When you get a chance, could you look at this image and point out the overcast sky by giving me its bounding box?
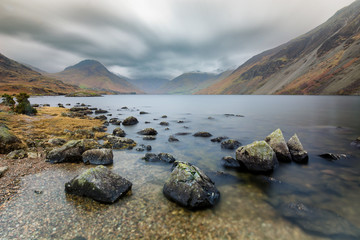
[0,0,355,79]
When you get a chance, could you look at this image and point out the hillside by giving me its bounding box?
[0,53,79,95]
[198,0,360,95]
[131,77,169,94]
[50,60,142,94]
[159,70,232,94]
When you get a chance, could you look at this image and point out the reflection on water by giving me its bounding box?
[0,95,359,239]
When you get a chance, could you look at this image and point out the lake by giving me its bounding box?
[1,95,359,239]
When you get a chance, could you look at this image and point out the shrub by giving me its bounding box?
[1,94,15,110]
[14,93,37,115]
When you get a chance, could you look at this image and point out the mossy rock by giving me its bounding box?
[0,125,23,154]
[265,128,292,162]
[65,165,132,203]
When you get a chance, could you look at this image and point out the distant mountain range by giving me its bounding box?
[157,71,233,94]
[48,60,142,94]
[0,53,79,95]
[198,0,360,95]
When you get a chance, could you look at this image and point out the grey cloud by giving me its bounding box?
[0,0,355,79]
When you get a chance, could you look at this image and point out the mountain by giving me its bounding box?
[0,53,79,95]
[198,0,360,95]
[159,70,233,94]
[50,60,142,94]
[130,77,169,94]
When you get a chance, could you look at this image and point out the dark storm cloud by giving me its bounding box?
[0,0,355,79]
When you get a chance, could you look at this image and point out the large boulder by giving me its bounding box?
[163,161,220,210]
[82,149,113,165]
[221,139,241,149]
[104,135,136,149]
[113,127,126,137]
[235,141,278,173]
[46,140,85,163]
[0,125,23,154]
[137,128,158,135]
[65,166,132,203]
[265,129,292,162]
[287,134,308,164]
[122,116,139,126]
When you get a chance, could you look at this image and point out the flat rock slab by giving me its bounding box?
[65,166,132,203]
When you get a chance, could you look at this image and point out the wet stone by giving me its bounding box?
[211,136,228,142]
[221,156,242,168]
[265,128,292,162]
[137,128,158,135]
[122,116,139,126]
[82,149,113,165]
[193,132,212,137]
[221,139,241,149]
[160,121,169,126]
[168,136,179,142]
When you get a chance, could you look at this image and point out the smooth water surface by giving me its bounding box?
[1,95,359,239]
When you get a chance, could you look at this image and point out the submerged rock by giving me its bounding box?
[211,136,228,142]
[113,127,126,137]
[105,135,137,150]
[65,166,132,203]
[160,121,169,126]
[142,153,176,163]
[143,136,156,141]
[279,202,360,239]
[122,116,139,126]
[137,128,158,135]
[168,135,179,142]
[82,149,113,165]
[287,134,308,164]
[193,132,212,137]
[135,144,152,152]
[236,141,278,173]
[221,156,242,168]
[221,139,241,149]
[163,161,220,210]
[318,153,348,161]
[0,125,23,154]
[265,129,292,162]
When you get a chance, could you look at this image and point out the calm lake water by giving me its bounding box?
[1,95,360,239]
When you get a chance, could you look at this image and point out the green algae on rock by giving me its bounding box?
[163,161,220,210]
[236,140,278,173]
[65,165,132,203]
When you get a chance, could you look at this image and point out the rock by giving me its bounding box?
[113,127,126,137]
[7,149,27,159]
[94,115,107,121]
[208,117,214,120]
[142,153,159,162]
[158,153,176,163]
[163,161,220,210]
[160,115,167,118]
[95,109,108,114]
[265,129,292,162]
[318,153,348,161]
[143,136,156,141]
[70,107,88,112]
[27,152,39,159]
[146,145,152,151]
[122,116,139,126]
[160,121,169,126]
[92,126,107,132]
[82,149,113,165]
[82,139,101,150]
[221,156,242,168]
[65,166,132,203]
[168,136,179,142]
[48,138,67,146]
[235,141,278,173]
[177,120,184,123]
[109,118,121,125]
[350,137,360,149]
[175,132,191,136]
[193,132,212,137]
[165,128,170,131]
[137,128,158,135]
[221,139,241,149]
[142,153,175,163]
[105,135,136,149]
[46,140,85,163]
[135,144,152,152]
[145,121,151,124]
[287,134,308,163]
[278,202,360,239]
[0,125,23,154]
[58,103,65,108]
[224,114,235,117]
[211,136,228,142]
[139,111,149,114]
[0,166,9,178]
[121,106,128,110]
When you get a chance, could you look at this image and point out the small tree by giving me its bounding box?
[1,94,15,110]
[14,93,37,115]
